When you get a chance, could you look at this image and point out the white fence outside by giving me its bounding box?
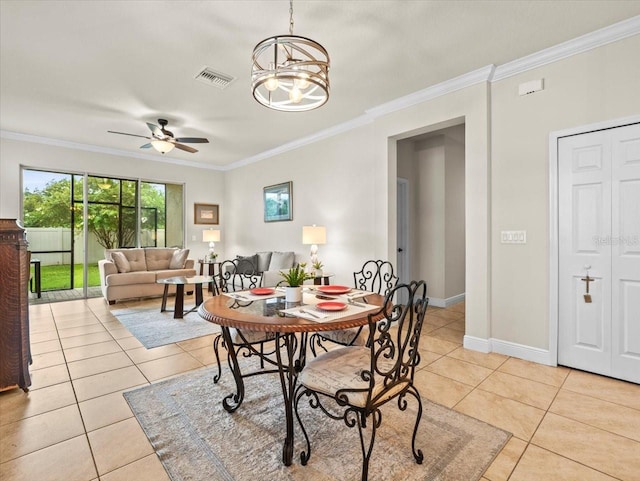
[25,227,165,266]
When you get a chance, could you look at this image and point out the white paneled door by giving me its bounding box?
[558,123,640,384]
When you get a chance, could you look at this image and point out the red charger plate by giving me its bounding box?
[250,288,275,295]
[316,301,347,311]
[316,285,351,295]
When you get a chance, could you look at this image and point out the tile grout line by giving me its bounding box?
[50,306,103,481]
[513,370,625,481]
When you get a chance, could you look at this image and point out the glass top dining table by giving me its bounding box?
[198,291,384,466]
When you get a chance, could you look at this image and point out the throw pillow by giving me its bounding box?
[236,254,258,274]
[269,251,295,270]
[256,251,273,272]
[111,251,131,273]
[169,248,189,269]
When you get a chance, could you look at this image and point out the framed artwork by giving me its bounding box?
[194,203,219,225]
[264,181,293,222]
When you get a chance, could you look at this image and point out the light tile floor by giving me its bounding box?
[1,296,639,481]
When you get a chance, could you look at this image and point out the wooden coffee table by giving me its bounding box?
[157,275,212,319]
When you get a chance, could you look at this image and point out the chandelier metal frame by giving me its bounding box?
[251,1,330,112]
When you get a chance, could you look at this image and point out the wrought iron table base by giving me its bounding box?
[218,326,307,466]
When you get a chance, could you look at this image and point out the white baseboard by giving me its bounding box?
[463,336,555,366]
[463,335,491,353]
[429,293,465,308]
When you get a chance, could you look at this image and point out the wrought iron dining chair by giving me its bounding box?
[212,258,276,386]
[294,280,429,481]
[309,260,399,355]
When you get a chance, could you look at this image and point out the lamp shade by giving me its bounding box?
[202,229,221,243]
[151,139,175,154]
[302,225,326,245]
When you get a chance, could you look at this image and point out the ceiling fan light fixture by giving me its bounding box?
[251,0,330,112]
[151,139,175,154]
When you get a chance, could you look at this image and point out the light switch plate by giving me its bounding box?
[501,230,527,244]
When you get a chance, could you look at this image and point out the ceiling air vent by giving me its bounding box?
[194,67,235,89]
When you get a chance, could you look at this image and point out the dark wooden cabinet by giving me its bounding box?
[0,219,31,391]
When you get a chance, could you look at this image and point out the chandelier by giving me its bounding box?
[251,0,330,112]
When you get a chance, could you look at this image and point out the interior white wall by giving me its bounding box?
[444,131,466,299]
[491,34,640,351]
[416,137,446,299]
[0,139,226,262]
[222,125,377,286]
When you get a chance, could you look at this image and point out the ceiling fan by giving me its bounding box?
[108,118,209,154]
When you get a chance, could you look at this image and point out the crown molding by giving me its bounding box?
[0,130,223,171]
[224,115,374,171]
[227,66,496,170]
[492,15,640,82]
[366,65,496,119]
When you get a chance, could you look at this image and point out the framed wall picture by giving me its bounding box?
[194,203,219,225]
[263,181,293,222]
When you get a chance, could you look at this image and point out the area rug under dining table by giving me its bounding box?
[124,366,510,481]
[111,308,220,349]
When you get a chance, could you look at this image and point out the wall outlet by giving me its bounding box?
[501,230,527,244]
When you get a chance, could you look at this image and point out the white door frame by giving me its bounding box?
[548,114,640,367]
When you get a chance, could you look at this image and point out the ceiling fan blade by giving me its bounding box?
[108,131,151,140]
[175,137,209,144]
[146,122,163,137]
[139,143,152,149]
[173,143,198,153]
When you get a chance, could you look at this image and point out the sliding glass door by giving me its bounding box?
[22,168,183,301]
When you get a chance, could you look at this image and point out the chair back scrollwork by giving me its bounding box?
[294,280,429,480]
[343,280,429,409]
[353,260,399,296]
[217,258,262,293]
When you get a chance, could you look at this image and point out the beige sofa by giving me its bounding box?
[99,247,196,304]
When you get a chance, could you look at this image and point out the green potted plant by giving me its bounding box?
[312,260,324,277]
[278,264,314,302]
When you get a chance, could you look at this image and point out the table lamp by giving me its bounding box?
[302,225,326,267]
[202,229,221,261]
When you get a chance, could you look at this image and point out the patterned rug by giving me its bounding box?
[111,308,219,349]
[125,366,510,481]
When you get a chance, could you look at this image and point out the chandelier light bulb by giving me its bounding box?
[295,75,310,90]
[265,76,279,91]
[289,86,303,103]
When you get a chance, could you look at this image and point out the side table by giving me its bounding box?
[313,273,334,286]
[199,260,220,294]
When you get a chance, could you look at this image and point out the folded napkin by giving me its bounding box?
[280,307,330,321]
[345,290,375,300]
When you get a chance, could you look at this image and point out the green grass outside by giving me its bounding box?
[32,264,100,291]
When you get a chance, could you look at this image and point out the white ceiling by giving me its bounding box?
[2,1,639,169]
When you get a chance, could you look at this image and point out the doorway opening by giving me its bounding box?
[396,124,466,309]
